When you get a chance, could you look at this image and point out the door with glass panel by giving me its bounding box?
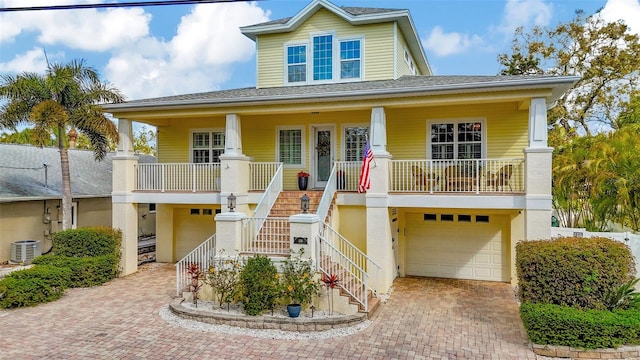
[313,126,334,189]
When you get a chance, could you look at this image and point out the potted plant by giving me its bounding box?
[297,171,310,190]
[280,249,320,317]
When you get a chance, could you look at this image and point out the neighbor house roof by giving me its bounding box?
[0,144,155,202]
[104,75,580,113]
[240,0,431,75]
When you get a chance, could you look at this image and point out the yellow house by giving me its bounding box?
[104,0,577,312]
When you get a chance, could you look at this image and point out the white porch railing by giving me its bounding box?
[136,163,221,192]
[317,222,382,311]
[250,162,282,190]
[175,233,216,296]
[334,161,362,192]
[390,158,525,193]
[252,163,283,234]
[316,163,338,223]
[241,217,290,255]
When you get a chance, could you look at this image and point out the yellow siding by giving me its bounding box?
[336,205,367,253]
[386,102,528,160]
[157,116,226,163]
[395,30,413,77]
[173,205,218,260]
[256,8,396,88]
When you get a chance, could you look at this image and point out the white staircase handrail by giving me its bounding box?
[175,233,216,296]
[252,163,283,233]
[316,163,337,222]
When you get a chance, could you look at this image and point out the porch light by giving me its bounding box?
[300,193,310,214]
[227,193,236,212]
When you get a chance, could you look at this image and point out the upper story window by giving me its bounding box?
[344,126,369,161]
[287,45,307,83]
[285,34,362,85]
[429,121,484,160]
[340,40,361,79]
[277,127,304,166]
[192,130,225,163]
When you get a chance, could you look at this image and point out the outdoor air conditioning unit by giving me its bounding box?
[10,240,42,264]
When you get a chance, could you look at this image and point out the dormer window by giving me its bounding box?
[285,34,363,85]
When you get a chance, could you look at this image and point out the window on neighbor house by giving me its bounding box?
[429,121,483,159]
[278,128,303,165]
[344,126,369,161]
[287,45,307,83]
[192,131,225,163]
[340,40,361,79]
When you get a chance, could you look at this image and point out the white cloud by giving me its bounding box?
[422,26,484,56]
[600,0,640,35]
[498,0,553,35]
[105,2,270,99]
[0,48,48,73]
[0,0,150,51]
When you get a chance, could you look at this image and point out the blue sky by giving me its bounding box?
[1,0,639,101]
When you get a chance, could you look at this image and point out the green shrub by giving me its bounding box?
[238,255,280,316]
[53,227,121,259]
[516,237,635,309]
[33,254,118,287]
[0,265,72,308]
[520,302,640,349]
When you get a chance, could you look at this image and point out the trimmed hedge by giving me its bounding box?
[516,236,635,310]
[239,255,280,316]
[32,254,118,287]
[0,265,72,308]
[520,302,640,349]
[53,226,122,259]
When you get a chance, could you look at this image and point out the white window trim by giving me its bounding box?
[283,32,364,86]
[189,128,225,163]
[283,42,308,86]
[341,123,369,162]
[276,126,306,168]
[426,118,487,159]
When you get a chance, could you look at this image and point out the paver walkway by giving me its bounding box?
[0,263,541,359]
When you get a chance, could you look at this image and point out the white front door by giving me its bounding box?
[312,126,334,189]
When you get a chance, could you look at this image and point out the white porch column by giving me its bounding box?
[214,212,246,257]
[524,97,553,241]
[220,113,251,214]
[112,118,138,276]
[365,106,394,293]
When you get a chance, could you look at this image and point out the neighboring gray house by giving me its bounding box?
[0,143,156,263]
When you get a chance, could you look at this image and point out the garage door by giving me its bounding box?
[405,213,508,281]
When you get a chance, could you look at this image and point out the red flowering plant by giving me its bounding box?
[322,273,340,315]
[297,171,310,178]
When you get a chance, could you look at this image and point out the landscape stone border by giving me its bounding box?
[532,343,640,359]
[169,299,368,332]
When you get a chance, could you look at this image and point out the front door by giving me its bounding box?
[313,126,334,188]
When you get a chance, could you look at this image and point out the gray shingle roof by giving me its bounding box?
[0,144,155,201]
[116,75,571,106]
[246,5,401,28]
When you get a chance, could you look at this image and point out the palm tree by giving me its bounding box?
[0,59,124,229]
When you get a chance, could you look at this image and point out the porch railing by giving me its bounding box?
[175,233,216,296]
[136,163,221,192]
[333,161,362,192]
[390,158,525,193]
[317,222,382,311]
[252,163,283,234]
[249,162,282,191]
[241,217,290,255]
[316,163,338,223]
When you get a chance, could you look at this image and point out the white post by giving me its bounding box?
[220,113,251,214]
[289,214,320,262]
[214,212,246,257]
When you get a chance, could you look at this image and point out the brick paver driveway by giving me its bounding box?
[0,263,539,359]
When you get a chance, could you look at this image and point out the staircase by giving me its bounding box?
[268,190,323,217]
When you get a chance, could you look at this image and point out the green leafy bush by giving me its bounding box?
[53,227,121,259]
[238,255,280,316]
[0,265,72,308]
[516,236,635,309]
[206,256,243,308]
[33,254,118,287]
[520,302,640,349]
[280,249,320,307]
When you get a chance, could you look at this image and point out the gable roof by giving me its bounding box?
[0,144,155,202]
[240,0,431,75]
[104,75,579,113]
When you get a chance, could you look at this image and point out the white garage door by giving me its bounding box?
[405,213,508,281]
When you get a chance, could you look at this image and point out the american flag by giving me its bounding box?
[358,141,373,193]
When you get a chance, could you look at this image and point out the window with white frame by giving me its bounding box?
[429,121,483,159]
[285,34,362,85]
[192,130,225,163]
[278,128,303,165]
[344,126,369,161]
[286,45,307,83]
